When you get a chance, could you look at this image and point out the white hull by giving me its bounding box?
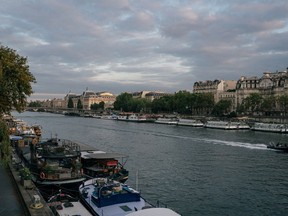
[251,123,288,133]
[205,121,250,130]
[177,119,203,127]
[155,118,178,125]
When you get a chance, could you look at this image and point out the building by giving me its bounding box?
[235,69,288,110]
[131,91,173,101]
[193,79,237,110]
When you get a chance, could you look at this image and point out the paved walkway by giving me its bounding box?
[0,165,24,216]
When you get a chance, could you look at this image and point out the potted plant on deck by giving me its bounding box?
[20,167,33,189]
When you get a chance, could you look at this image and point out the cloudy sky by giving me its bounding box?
[1,0,288,100]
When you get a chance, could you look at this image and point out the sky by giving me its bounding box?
[1,0,288,101]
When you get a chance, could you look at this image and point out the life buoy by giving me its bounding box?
[32,138,38,145]
[40,172,45,179]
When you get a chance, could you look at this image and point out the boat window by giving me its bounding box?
[120,205,132,212]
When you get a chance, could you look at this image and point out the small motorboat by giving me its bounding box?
[267,142,288,152]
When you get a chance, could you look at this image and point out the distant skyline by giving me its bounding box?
[1,0,288,100]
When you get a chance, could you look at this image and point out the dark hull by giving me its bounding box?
[267,146,288,152]
[34,177,85,200]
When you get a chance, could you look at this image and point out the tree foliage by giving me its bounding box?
[212,100,232,116]
[0,119,11,166]
[67,97,74,108]
[278,95,288,115]
[0,45,36,114]
[90,101,105,111]
[28,100,42,107]
[77,99,83,110]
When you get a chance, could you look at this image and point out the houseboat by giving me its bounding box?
[18,138,86,198]
[81,150,129,183]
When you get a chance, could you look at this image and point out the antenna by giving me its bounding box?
[136,170,139,191]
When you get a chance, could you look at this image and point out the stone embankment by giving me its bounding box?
[8,154,54,216]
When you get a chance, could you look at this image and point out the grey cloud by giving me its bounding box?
[1,0,288,100]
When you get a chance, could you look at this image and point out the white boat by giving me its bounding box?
[117,114,148,122]
[47,191,92,216]
[251,122,288,133]
[79,178,152,216]
[177,118,203,127]
[155,118,178,125]
[126,207,180,216]
[204,121,250,130]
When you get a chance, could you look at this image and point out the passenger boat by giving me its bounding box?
[79,177,152,216]
[154,117,178,125]
[81,150,129,183]
[117,114,148,122]
[266,142,288,152]
[204,121,250,130]
[47,191,92,216]
[177,118,203,127]
[251,122,288,133]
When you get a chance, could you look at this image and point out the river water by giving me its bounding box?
[12,111,288,216]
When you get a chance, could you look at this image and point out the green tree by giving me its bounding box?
[28,100,42,107]
[99,101,105,110]
[278,95,288,116]
[212,100,232,116]
[261,96,276,115]
[113,93,133,112]
[242,93,263,113]
[77,99,83,110]
[0,119,11,166]
[0,45,36,114]
[90,103,99,110]
[67,97,74,108]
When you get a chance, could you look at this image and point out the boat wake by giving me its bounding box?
[201,138,268,150]
[152,133,268,150]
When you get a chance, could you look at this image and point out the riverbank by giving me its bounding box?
[7,154,54,216]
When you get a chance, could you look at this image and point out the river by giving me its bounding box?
[12,111,288,216]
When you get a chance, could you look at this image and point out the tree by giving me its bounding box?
[90,103,99,110]
[0,45,36,114]
[241,93,263,114]
[113,93,133,112]
[212,100,232,116]
[67,97,74,108]
[278,95,288,116]
[77,99,83,110]
[0,119,11,166]
[99,101,105,110]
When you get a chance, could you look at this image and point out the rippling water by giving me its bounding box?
[13,112,288,216]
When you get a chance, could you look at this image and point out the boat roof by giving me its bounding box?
[126,208,180,216]
[82,152,127,159]
[9,135,23,140]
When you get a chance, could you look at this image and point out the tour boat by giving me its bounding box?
[155,117,178,125]
[251,122,288,133]
[117,114,148,122]
[79,178,152,216]
[81,150,129,183]
[204,121,250,130]
[177,118,204,127]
